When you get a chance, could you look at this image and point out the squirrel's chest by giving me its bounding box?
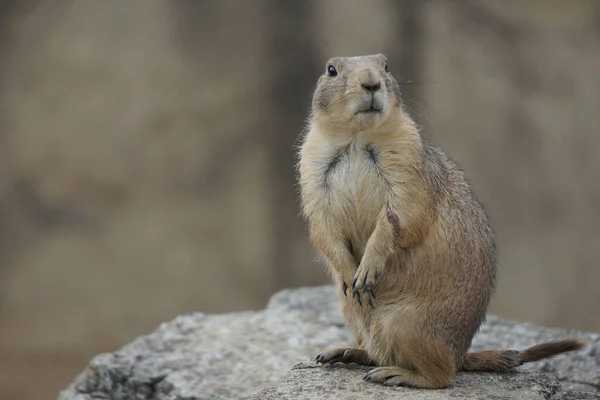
[303,142,389,224]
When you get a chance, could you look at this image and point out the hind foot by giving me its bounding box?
[314,347,375,366]
[363,366,451,389]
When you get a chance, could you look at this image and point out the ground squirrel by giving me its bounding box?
[297,53,586,389]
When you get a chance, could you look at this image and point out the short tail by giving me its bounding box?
[461,338,586,373]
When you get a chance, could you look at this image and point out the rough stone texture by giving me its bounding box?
[254,363,575,400]
[58,286,600,400]
[471,315,600,393]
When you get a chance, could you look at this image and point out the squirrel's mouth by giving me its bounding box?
[356,105,383,116]
[355,95,384,115]
[361,107,381,113]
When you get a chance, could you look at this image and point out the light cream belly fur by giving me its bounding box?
[314,137,389,346]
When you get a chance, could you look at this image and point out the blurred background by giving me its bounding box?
[0,0,599,399]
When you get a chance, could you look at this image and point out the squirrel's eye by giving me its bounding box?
[327,65,337,77]
[385,63,389,73]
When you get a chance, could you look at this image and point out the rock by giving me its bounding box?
[253,363,569,400]
[58,285,600,400]
[470,315,600,393]
[57,286,351,400]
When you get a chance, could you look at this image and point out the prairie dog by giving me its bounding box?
[297,54,585,389]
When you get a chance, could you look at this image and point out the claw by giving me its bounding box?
[352,290,362,306]
[362,283,376,308]
[352,277,358,292]
[315,353,325,363]
[342,281,348,296]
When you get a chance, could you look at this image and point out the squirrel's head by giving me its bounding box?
[310,53,402,133]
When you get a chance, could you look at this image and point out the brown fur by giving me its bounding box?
[297,54,586,389]
[462,339,586,372]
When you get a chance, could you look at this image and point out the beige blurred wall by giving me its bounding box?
[0,1,599,399]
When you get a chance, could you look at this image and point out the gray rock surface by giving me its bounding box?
[253,363,584,400]
[58,285,600,400]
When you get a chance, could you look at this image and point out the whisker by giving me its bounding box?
[405,96,433,114]
[403,102,428,122]
[398,80,446,86]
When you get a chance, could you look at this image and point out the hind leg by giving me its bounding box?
[364,323,457,388]
[364,364,452,389]
[315,347,375,366]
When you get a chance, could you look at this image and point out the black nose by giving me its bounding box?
[362,82,381,92]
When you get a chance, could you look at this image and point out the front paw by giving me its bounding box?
[340,271,357,297]
[352,262,382,308]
